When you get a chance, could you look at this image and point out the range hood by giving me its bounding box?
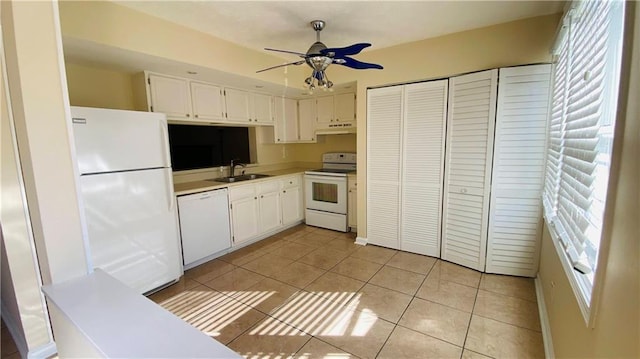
[315,123,356,135]
[316,128,357,135]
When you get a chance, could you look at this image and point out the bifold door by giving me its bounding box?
[486,64,552,277]
[367,86,403,249]
[400,81,448,256]
[367,80,447,256]
[442,69,498,271]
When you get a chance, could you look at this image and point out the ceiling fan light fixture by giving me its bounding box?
[257,19,383,89]
[305,70,333,94]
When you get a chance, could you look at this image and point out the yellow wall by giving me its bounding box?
[59,3,561,234]
[290,134,357,163]
[58,1,307,87]
[338,14,561,238]
[538,3,639,357]
[65,62,135,110]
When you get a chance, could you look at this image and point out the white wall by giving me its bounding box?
[1,25,55,358]
[1,0,90,356]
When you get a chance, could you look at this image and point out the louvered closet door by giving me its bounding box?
[401,81,448,256]
[486,64,552,277]
[367,86,403,249]
[442,69,498,271]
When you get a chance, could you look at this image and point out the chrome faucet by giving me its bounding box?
[230,159,246,177]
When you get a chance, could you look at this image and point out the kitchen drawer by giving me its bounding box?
[229,183,256,201]
[280,176,300,189]
[257,179,279,194]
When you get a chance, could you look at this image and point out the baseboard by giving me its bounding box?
[535,276,555,359]
[27,342,57,359]
[355,236,368,246]
[1,302,57,359]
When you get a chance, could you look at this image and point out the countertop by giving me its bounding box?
[174,167,311,196]
[42,270,240,358]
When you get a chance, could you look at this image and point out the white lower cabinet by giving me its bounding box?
[229,175,304,247]
[348,174,357,231]
[257,181,282,233]
[281,175,303,226]
[229,186,260,246]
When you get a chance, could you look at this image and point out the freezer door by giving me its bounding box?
[71,106,171,174]
[80,167,182,294]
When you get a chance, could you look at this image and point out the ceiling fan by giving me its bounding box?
[257,20,383,91]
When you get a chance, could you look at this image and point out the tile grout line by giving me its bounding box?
[460,273,482,358]
[178,227,541,358]
[373,255,438,358]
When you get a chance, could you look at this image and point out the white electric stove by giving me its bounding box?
[304,153,356,232]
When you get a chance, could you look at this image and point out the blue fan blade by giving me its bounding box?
[337,56,383,70]
[320,43,371,57]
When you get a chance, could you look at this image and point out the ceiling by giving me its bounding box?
[116,1,564,56]
[64,1,564,98]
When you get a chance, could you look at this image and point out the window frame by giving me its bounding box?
[543,0,626,326]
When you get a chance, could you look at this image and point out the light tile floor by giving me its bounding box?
[151,224,544,359]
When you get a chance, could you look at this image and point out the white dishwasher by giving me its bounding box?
[177,188,231,270]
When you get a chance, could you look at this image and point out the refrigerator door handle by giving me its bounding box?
[160,119,171,167]
[166,169,175,212]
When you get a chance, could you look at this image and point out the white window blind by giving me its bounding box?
[543,0,624,308]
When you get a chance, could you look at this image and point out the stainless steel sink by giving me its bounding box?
[208,174,271,183]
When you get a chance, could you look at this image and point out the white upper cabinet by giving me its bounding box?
[274,97,298,143]
[316,96,334,127]
[442,69,498,272]
[148,74,192,119]
[144,72,276,125]
[298,98,316,141]
[252,93,273,124]
[315,93,356,131]
[486,64,552,277]
[224,88,252,123]
[334,93,356,124]
[190,81,225,121]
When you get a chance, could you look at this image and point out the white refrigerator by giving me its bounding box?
[71,106,182,294]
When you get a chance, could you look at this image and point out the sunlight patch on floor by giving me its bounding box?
[160,289,275,338]
[248,291,373,337]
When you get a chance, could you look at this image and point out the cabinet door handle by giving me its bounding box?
[195,114,199,118]
[260,195,264,198]
[283,190,287,193]
[254,197,257,200]
[186,114,190,117]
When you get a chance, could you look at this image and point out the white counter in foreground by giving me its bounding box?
[42,269,240,358]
